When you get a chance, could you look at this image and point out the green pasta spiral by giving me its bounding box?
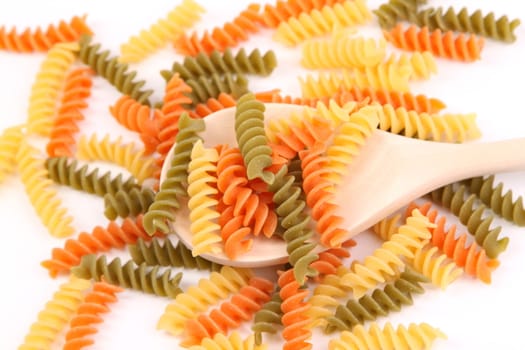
[465,175,525,226]
[252,288,283,346]
[415,7,520,43]
[78,35,153,105]
[143,113,205,235]
[71,254,183,298]
[325,268,429,333]
[45,156,139,197]
[234,92,274,185]
[184,73,249,105]
[104,187,155,220]
[373,0,426,29]
[269,165,318,283]
[430,184,509,259]
[129,237,222,271]
[162,48,277,81]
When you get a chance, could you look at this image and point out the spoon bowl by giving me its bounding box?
[160,103,525,268]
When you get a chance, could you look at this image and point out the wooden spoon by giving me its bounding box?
[160,104,525,267]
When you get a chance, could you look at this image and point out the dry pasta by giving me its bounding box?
[104,187,156,220]
[0,124,24,184]
[372,0,425,29]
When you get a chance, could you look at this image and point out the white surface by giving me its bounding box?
[0,0,524,349]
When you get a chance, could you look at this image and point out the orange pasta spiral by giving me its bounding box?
[407,202,499,284]
[41,215,161,277]
[46,67,93,157]
[182,276,274,346]
[0,15,92,52]
[255,89,358,108]
[194,93,237,118]
[261,0,346,28]
[173,3,265,56]
[63,281,123,350]
[310,246,351,278]
[384,23,485,62]
[109,95,162,155]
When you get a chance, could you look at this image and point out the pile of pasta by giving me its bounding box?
[1,0,523,349]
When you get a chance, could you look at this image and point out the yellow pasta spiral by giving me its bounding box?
[27,42,78,136]
[274,0,372,46]
[119,0,205,63]
[0,124,24,183]
[340,209,432,298]
[376,104,481,142]
[328,322,447,350]
[385,51,437,80]
[314,100,361,127]
[372,213,402,241]
[187,140,222,256]
[408,244,463,289]
[76,133,157,183]
[157,266,252,335]
[187,332,263,350]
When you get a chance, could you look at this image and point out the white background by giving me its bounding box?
[1,0,525,349]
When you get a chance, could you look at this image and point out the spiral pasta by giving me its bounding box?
[408,244,463,289]
[301,34,387,69]
[26,42,78,136]
[465,175,525,227]
[144,113,205,235]
[252,289,283,345]
[0,124,23,183]
[18,276,91,350]
[104,187,156,220]
[414,6,520,43]
[255,89,355,109]
[328,322,447,349]
[373,213,402,241]
[119,0,205,63]
[384,24,485,62]
[340,210,432,298]
[41,215,158,277]
[129,237,222,271]
[76,133,158,183]
[261,0,347,28]
[385,51,437,80]
[78,35,153,105]
[71,254,183,298]
[173,3,265,56]
[274,0,372,46]
[430,184,509,259]
[183,276,274,346]
[188,332,263,350]
[195,93,237,118]
[325,268,429,333]
[157,266,253,335]
[164,48,277,82]
[0,15,92,52]
[63,281,123,350]
[16,139,75,238]
[185,73,249,106]
[372,0,425,29]
[376,104,481,143]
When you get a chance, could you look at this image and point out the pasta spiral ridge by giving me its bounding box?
[252,288,283,345]
[185,73,249,106]
[302,35,387,69]
[385,51,437,80]
[0,125,24,183]
[195,93,237,118]
[144,113,205,235]
[183,276,274,346]
[103,187,156,220]
[274,0,372,46]
[76,133,158,183]
[187,332,261,350]
[18,276,91,350]
[164,48,277,82]
[269,165,319,283]
[384,24,485,62]
[157,266,253,335]
[0,15,92,52]
[119,0,205,63]
[340,210,432,298]
[173,3,265,56]
[27,42,78,136]
[261,0,347,28]
[41,215,158,277]
[325,268,429,333]
[255,89,356,109]
[329,322,447,349]
[465,175,525,227]
[78,35,153,105]
[372,0,425,29]
[63,281,123,350]
[109,95,162,155]
[71,254,184,298]
[373,213,402,241]
[430,184,509,259]
[409,244,463,289]
[16,140,75,238]
[407,202,499,284]
[377,104,481,142]
[188,140,222,256]
[45,156,139,197]
[129,237,222,271]
[414,7,520,43]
